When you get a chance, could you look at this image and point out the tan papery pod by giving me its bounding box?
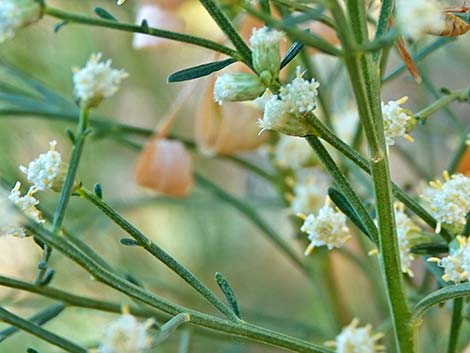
[195,76,267,156]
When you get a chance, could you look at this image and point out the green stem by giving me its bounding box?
[447,298,463,353]
[78,187,240,323]
[197,0,252,65]
[414,89,468,122]
[0,306,86,353]
[34,107,90,285]
[372,0,394,63]
[43,6,238,59]
[331,1,414,351]
[26,223,333,353]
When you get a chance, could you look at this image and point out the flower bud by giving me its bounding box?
[249,26,284,79]
[0,0,42,43]
[258,95,316,137]
[213,73,266,105]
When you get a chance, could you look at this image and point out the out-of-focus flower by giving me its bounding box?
[396,0,445,39]
[382,96,415,146]
[196,77,267,156]
[73,53,128,108]
[19,140,72,192]
[289,170,327,215]
[135,137,193,197]
[279,67,319,115]
[98,311,154,353]
[428,235,470,283]
[0,0,42,43]
[0,187,25,238]
[300,198,351,254]
[274,135,313,170]
[213,72,265,104]
[249,26,284,79]
[153,0,186,10]
[326,318,385,353]
[9,182,44,226]
[421,172,470,233]
[394,202,421,276]
[133,4,185,49]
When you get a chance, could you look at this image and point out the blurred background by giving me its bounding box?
[0,0,469,352]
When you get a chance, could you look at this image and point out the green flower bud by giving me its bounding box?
[213,73,266,104]
[0,0,42,43]
[249,26,285,79]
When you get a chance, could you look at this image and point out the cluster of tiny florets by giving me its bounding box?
[327,318,385,353]
[382,96,414,146]
[396,0,445,39]
[394,203,421,276]
[274,135,313,170]
[421,172,470,233]
[249,26,284,50]
[73,52,129,107]
[429,236,470,283]
[279,67,320,115]
[289,172,327,216]
[0,0,41,43]
[98,312,154,353]
[300,198,351,254]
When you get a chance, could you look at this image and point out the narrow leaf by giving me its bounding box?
[53,21,68,33]
[413,283,470,321]
[153,313,191,346]
[140,19,149,33]
[168,58,236,83]
[94,183,103,199]
[94,7,118,22]
[215,272,241,318]
[280,40,305,69]
[328,187,373,241]
[410,242,449,255]
[120,238,139,246]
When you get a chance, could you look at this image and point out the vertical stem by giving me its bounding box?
[34,108,89,285]
[329,1,414,352]
[447,297,463,353]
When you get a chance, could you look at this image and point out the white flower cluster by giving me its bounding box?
[249,26,284,52]
[429,236,470,283]
[213,72,265,105]
[249,26,284,78]
[394,203,421,276]
[289,171,327,216]
[421,172,470,233]
[274,136,313,170]
[300,198,351,254]
[279,67,320,115]
[98,312,154,353]
[0,0,41,43]
[382,96,414,146]
[396,0,445,40]
[73,53,129,108]
[327,318,385,353]
[0,187,27,238]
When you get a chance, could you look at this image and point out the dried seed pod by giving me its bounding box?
[195,77,267,156]
[135,137,193,197]
[133,4,185,49]
[428,13,470,37]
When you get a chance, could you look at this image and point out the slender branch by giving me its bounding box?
[0,306,86,353]
[414,89,468,121]
[78,187,240,323]
[43,6,238,59]
[447,297,463,353]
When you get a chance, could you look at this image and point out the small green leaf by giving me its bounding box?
[38,268,54,287]
[27,349,39,353]
[328,187,373,242]
[120,238,139,246]
[280,40,304,69]
[53,21,68,33]
[154,313,191,346]
[410,242,448,255]
[94,183,103,199]
[94,7,118,22]
[168,58,237,83]
[215,272,241,318]
[66,129,75,144]
[140,19,149,33]
[413,283,470,322]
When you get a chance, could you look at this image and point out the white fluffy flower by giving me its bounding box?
[98,313,154,353]
[213,73,265,105]
[249,26,284,77]
[396,0,445,40]
[274,136,312,170]
[0,187,25,238]
[279,67,319,115]
[421,172,470,233]
[73,53,129,107]
[19,140,62,191]
[8,182,44,225]
[300,199,351,253]
[0,0,41,43]
[328,318,385,353]
[290,171,327,215]
[382,96,414,146]
[394,203,420,276]
[429,236,470,283]
[249,26,284,51]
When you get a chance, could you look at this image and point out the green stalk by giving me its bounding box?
[372,0,394,63]
[330,1,414,351]
[27,223,333,353]
[414,89,468,121]
[34,107,90,284]
[78,187,240,323]
[0,306,86,353]
[447,297,463,353]
[43,6,238,59]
